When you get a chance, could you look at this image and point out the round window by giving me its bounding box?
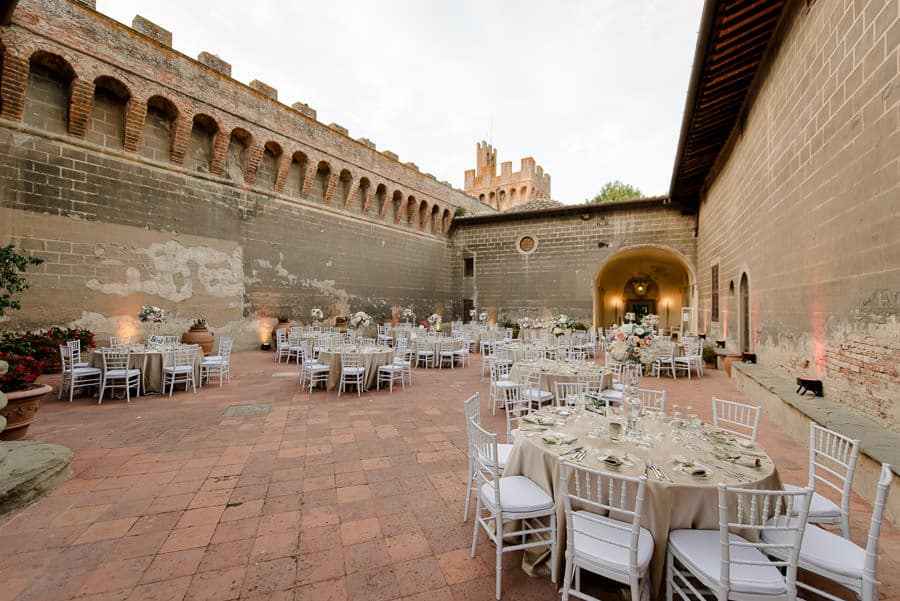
[517,235,537,254]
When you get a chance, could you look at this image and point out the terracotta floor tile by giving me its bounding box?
[400,587,453,601]
[159,523,217,553]
[379,513,420,538]
[258,510,302,535]
[293,576,348,601]
[140,548,204,583]
[298,524,341,554]
[50,504,111,528]
[345,567,400,601]
[175,505,225,529]
[300,505,339,529]
[198,538,252,573]
[126,575,191,601]
[393,557,447,596]
[219,499,263,522]
[344,539,393,574]
[241,556,297,597]
[385,531,432,563]
[111,531,169,559]
[250,531,299,561]
[340,517,383,545]
[128,512,182,536]
[296,547,345,585]
[79,556,153,596]
[210,516,259,543]
[184,565,245,601]
[436,549,491,585]
[74,517,139,544]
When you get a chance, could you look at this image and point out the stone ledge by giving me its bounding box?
[732,362,899,470]
[731,362,899,524]
[0,441,73,516]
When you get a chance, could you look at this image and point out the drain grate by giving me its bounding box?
[223,403,271,417]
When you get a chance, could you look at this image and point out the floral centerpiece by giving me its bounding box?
[640,313,660,329]
[349,311,372,329]
[518,317,533,329]
[551,313,575,337]
[138,305,166,323]
[190,316,207,329]
[310,307,324,322]
[402,307,415,323]
[479,311,487,322]
[427,313,441,330]
[624,311,636,323]
[605,323,658,365]
[469,308,477,320]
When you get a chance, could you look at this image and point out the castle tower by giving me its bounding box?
[464,141,551,210]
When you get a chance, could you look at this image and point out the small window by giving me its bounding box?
[517,235,537,254]
[711,264,720,322]
[464,257,475,277]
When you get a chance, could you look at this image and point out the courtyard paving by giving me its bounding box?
[1,351,897,601]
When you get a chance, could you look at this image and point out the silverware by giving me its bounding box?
[560,446,584,457]
[650,459,673,482]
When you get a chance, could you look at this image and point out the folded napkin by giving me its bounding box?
[673,456,708,478]
[715,451,762,469]
[522,414,556,425]
[542,432,577,445]
[598,453,627,468]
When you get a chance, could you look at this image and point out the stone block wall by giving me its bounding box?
[451,200,697,326]
[697,0,900,430]
[0,0,483,347]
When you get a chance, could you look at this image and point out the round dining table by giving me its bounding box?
[90,345,202,394]
[316,346,394,390]
[509,359,612,392]
[503,408,781,595]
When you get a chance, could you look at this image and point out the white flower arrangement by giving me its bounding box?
[640,313,660,328]
[605,323,658,365]
[518,317,532,328]
[402,307,415,320]
[478,312,487,321]
[138,305,166,323]
[427,313,442,326]
[469,308,477,318]
[550,313,575,336]
[349,311,372,328]
[624,312,636,323]
[310,307,324,320]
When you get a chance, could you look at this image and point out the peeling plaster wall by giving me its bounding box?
[696,0,900,430]
[0,130,452,349]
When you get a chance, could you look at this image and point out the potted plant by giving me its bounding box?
[0,352,50,440]
[270,313,292,346]
[182,316,214,355]
[702,344,717,368]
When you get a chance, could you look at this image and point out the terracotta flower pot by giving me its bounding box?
[271,321,291,347]
[182,327,215,355]
[1,384,52,441]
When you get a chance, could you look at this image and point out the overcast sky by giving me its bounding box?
[97,1,704,203]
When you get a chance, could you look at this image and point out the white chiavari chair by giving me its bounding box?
[653,341,677,379]
[559,459,653,601]
[636,388,666,413]
[521,370,554,410]
[782,422,861,537]
[554,381,588,408]
[438,339,457,369]
[712,397,761,442]
[200,338,232,387]
[98,347,141,403]
[299,346,329,394]
[162,346,198,396]
[470,419,556,599]
[339,351,365,397]
[59,344,102,402]
[666,484,813,601]
[462,392,514,522]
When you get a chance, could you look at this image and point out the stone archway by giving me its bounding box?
[593,245,697,333]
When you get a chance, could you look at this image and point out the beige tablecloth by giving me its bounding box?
[317,347,393,390]
[503,410,780,595]
[509,360,611,392]
[91,347,202,394]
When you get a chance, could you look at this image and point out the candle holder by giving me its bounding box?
[715,340,726,349]
[260,342,271,351]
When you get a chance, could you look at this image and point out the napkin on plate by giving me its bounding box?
[714,450,762,469]
[523,414,556,425]
[598,453,627,468]
[542,432,577,445]
[673,456,708,478]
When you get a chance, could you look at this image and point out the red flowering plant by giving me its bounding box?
[0,351,45,391]
[0,327,95,365]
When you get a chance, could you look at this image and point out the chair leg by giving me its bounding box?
[665,548,674,601]
[494,515,503,600]
[470,498,481,557]
[550,512,557,584]
[463,461,473,522]
[561,551,574,601]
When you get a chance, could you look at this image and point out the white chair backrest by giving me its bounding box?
[636,388,666,412]
[109,335,134,347]
[101,347,130,370]
[712,397,761,442]
[503,385,528,441]
[657,341,675,359]
[719,483,812,597]
[341,352,362,368]
[490,360,511,383]
[59,344,73,372]
[862,464,893,588]
[288,331,301,345]
[577,370,605,395]
[554,381,588,407]
[172,347,196,367]
[469,419,501,506]
[276,329,288,345]
[807,422,861,518]
[218,338,233,362]
[464,392,481,427]
[559,459,648,574]
[523,349,542,362]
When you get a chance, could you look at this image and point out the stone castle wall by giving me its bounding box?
[697,0,900,430]
[451,200,698,326]
[0,0,491,347]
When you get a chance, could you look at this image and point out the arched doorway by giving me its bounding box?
[593,245,697,334]
[739,272,750,352]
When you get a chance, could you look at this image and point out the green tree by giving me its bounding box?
[589,180,643,203]
[0,244,43,317]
